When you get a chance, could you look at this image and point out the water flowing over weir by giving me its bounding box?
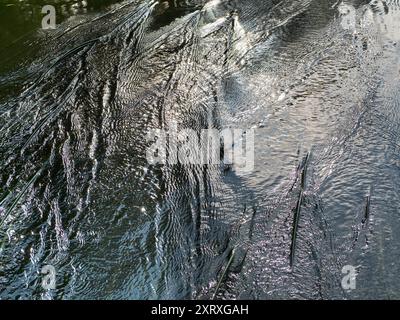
[1,0,400,299]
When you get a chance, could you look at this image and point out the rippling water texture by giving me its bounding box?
[1,0,400,299]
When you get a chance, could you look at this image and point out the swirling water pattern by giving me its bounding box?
[1,0,400,299]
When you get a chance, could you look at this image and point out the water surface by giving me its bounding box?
[1,0,400,299]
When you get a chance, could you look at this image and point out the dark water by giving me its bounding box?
[1,0,400,299]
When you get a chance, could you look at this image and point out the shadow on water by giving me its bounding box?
[0,0,124,43]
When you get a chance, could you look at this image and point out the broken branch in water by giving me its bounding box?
[212,247,236,300]
[290,151,310,268]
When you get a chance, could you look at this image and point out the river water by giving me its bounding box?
[1,0,400,299]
